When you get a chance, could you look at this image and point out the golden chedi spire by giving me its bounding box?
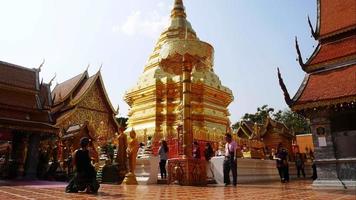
[171,0,186,19]
[124,0,234,154]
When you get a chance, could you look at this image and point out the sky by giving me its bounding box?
[0,0,317,123]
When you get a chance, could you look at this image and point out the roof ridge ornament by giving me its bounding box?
[49,73,57,86]
[37,59,45,72]
[86,63,90,72]
[99,63,103,72]
[295,36,306,71]
[307,15,318,40]
[277,67,293,107]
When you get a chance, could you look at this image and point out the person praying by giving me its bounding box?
[65,137,99,194]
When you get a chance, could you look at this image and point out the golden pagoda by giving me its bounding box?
[125,0,233,157]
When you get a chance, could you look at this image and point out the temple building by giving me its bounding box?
[125,0,233,157]
[51,70,119,162]
[0,61,58,179]
[236,118,295,157]
[278,0,356,187]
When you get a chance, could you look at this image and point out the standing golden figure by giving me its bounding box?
[116,131,128,182]
[123,129,139,185]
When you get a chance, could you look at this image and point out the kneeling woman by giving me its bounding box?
[66,137,100,194]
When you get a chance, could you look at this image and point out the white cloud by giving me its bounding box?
[113,4,170,38]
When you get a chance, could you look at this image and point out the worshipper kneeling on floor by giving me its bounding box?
[65,137,99,194]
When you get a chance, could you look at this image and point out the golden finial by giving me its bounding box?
[171,0,186,18]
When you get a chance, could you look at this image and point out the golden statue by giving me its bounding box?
[123,129,139,185]
[116,131,128,170]
[127,129,139,173]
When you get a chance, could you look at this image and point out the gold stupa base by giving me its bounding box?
[167,157,207,186]
[123,172,138,185]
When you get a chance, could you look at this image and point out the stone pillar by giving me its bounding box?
[309,110,343,187]
[182,62,193,158]
[17,135,29,178]
[24,134,41,179]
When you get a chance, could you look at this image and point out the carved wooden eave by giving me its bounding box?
[0,117,58,133]
[290,74,310,110]
[295,37,308,72]
[277,67,293,107]
[308,15,318,40]
[303,43,321,72]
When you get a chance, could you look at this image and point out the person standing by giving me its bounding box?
[295,152,305,178]
[66,137,99,194]
[205,143,215,180]
[158,140,169,179]
[193,141,201,159]
[275,143,289,183]
[204,143,214,161]
[223,133,238,186]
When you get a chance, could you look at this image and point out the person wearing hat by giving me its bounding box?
[65,137,100,194]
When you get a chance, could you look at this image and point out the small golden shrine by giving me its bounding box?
[51,70,119,162]
[236,118,295,158]
[125,0,234,157]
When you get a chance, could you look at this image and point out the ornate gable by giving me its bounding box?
[78,81,108,112]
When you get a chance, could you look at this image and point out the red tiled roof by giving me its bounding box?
[0,61,53,124]
[319,0,356,38]
[52,72,87,105]
[295,65,356,106]
[0,61,37,90]
[308,36,356,66]
[0,89,38,109]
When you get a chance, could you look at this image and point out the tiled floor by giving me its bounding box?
[0,180,355,200]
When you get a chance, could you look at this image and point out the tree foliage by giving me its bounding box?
[273,109,310,134]
[241,105,274,124]
[232,105,310,134]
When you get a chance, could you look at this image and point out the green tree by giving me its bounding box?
[231,105,310,135]
[273,109,310,134]
[241,105,274,124]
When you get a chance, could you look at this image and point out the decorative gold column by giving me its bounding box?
[182,60,193,158]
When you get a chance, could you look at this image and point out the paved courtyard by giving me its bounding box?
[0,180,355,200]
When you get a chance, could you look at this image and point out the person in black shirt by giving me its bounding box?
[275,143,289,183]
[193,141,201,159]
[204,143,214,161]
[65,137,99,194]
